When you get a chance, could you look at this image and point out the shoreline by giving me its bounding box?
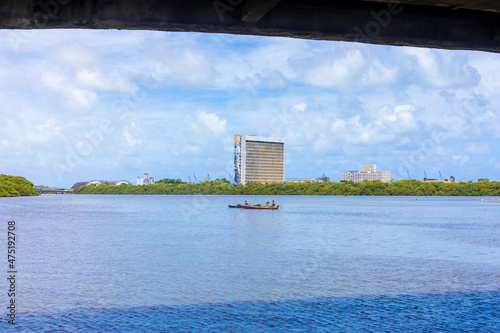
[67,179,500,197]
[68,193,500,198]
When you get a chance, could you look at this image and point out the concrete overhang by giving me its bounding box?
[1,0,500,53]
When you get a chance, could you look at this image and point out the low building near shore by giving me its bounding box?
[104,180,131,186]
[71,180,131,189]
[71,180,102,189]
[341,164,391,183]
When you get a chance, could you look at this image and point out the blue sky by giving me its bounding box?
[1,29,499,187]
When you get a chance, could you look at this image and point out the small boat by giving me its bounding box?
[240,204,279,210]
[229,203,262,208]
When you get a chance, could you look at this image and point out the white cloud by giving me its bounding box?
[394,104,415,113]
[196,111,227,134]
[122,123,142,148]
[452,155,470,165]
[305,50,365,88]
[473,110,498,124]
[470,110,500,139]
[313,133,334,153]
[469,54,500,98]
[466,143,492,154]
[37,119,57,131]
[492,159,500,170]
[299,47,399,89]
[51,42,98,67]
[292,102,307,113]
[67,87,98,109]
[41,72,97,108]
[404,48,479,88]
[30,119,62,144]
[155,49,216,85]
[182,145,201,155]
[211,37,305,89]
[360,59,398,86]
[375,104,418,132]
[331,118,347,130]
[40,71,97,109]
[75,68,137,93]
[177,50,215,84]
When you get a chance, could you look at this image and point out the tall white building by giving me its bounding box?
[137,173,154,185]
[341,164,391,183]
[234,135,285,185]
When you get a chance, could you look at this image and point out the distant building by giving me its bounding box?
[71,180,102,189]
[441,176,455,183]
[105,180,131,186]
[478,178,489,183]
[285,177,319,183]
[71,180,132,189]
[137,173,154,185]
[363,165,376,173]
[234,135,285,185]
[341,164,391,183]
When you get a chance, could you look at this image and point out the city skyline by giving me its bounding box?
[1,29,500,188]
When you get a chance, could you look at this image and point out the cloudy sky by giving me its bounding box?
[1,29,500,187]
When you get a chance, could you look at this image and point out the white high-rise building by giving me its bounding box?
[137,173,154,185]
[234,135,285,185]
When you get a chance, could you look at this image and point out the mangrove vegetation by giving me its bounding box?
[72,179,500,196]
[0,174,39,197]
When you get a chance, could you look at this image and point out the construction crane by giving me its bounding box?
[188,176,192,184]
[193,174,198,184]
[407,170,411,180]
[439,171,443,181]
[424,171,427,181]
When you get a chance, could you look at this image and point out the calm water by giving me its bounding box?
[1,195,499,331]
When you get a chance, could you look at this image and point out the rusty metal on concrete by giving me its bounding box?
[1,0,500,52]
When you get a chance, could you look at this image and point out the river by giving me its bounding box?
[1,195,499,331]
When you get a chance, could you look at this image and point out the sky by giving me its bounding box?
[1,29,500,188]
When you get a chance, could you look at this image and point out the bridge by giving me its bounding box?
[1,0,500,53]
[36,189,73,194]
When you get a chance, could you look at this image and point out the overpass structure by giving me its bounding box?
[36,189,73,194]
[1,0,500,53]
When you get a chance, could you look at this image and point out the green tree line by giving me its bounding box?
[0,174,39,197]
[73,179,500,196]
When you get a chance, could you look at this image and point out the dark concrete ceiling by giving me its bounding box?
[1,0,500,52]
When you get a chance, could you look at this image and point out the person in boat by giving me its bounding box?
[272,200,275,207]
[245,200,248,205]
[266,201,270,207]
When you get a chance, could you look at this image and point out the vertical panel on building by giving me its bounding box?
[234,135,242,185]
